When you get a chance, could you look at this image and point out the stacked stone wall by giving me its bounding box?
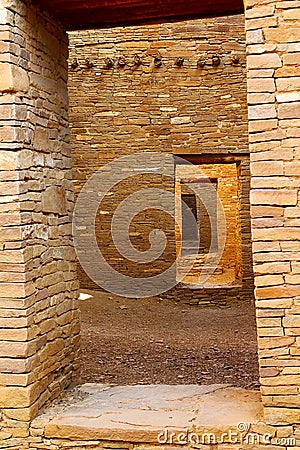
[68,15,254,305]
[0,0,80,442]
[246,0,300,429]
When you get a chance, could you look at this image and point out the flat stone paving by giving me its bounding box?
[34,384,263,443]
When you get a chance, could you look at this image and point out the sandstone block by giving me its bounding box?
[171,116,191,125]
[251,161,283,176]
[285,274,300,285]
[245,5,275,19]
[259,367,280,377]
[251,206,283,219]
[247,54,282,69]
[251,177,294,189]
[283,53,300,66]
[257,336,294,350]
[246,29,264,44]
[276,92,300,103]
[258,318,282,329]
[0,151,18,171]
[256,285,300,299]
[278,103,300,119]
[258,327,283,337]
[0,63,29,93]
[283,315,300,328]
[255,274,284,287]
[276,77,300,92]
[251,217,284,228]
[248,78,275,93]
[261,375,300,386]
[250,147,293,162]
[254,262,291,275]
[248,119,277,132]
[264,407,300,426]
[0,282,26,298]
[292,262,300,273]
[30,73,57,95]
[33,128,49,152]
[277,1,300,9]
[248,68,275,78]
[42,186,67,214]
[265,26,300,44]
[248,104,277,120]
[250,189,297,206]
[246,17,278,31]
[0,384,38,408]
[248,93,275,104]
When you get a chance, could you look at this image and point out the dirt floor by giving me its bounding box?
[79,290,260,390]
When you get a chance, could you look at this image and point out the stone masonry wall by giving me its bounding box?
[0,0,300,446]
[246,0,300,430]
[68,15,254,304]
[0,0,80,443]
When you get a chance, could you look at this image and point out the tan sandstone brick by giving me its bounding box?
[265,26,300,44]
[250,189,297,206]
[278,103,300,120]
[247,53,282,69]
[0,63,29,93]
[248,104,277,120]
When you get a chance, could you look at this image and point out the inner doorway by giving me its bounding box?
[175,159,242,286]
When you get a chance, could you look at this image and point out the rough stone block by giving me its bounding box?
[42,186,67,214]
[0,151,18,170]
[246,29,264,44]
[278,102,300,119]
[247,53,282,69]
[248,104,277,120]
[250,189,298,206]
[0,63,29,93]
[248,78,275,93]
[283,315,300,328]
[251,161,283,176]
[265,26,300,44]
[264,407,300,426]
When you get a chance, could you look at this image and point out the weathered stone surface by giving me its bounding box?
[0,63,29,93]
[42,384,262,443]
[264,25,300,43]
[0,0,80,437]
[251,161,283,176]
[248,104,277,120]
[264,407,300,425]
[0,384,37,409]
[250,189,298,206]
[247,53,282,69]
[283,315,300,328]
[0,151,18,170]
[278,102,300,119]
[246,29,264,44]
[42,186,67,214]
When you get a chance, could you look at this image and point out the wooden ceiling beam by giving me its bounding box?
[33,0,244,30]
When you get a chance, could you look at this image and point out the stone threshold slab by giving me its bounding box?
[32,384,263,443]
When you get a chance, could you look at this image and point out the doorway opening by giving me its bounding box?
[180,178,218,255]
[175,159,242,286]
[68,13,259,391]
